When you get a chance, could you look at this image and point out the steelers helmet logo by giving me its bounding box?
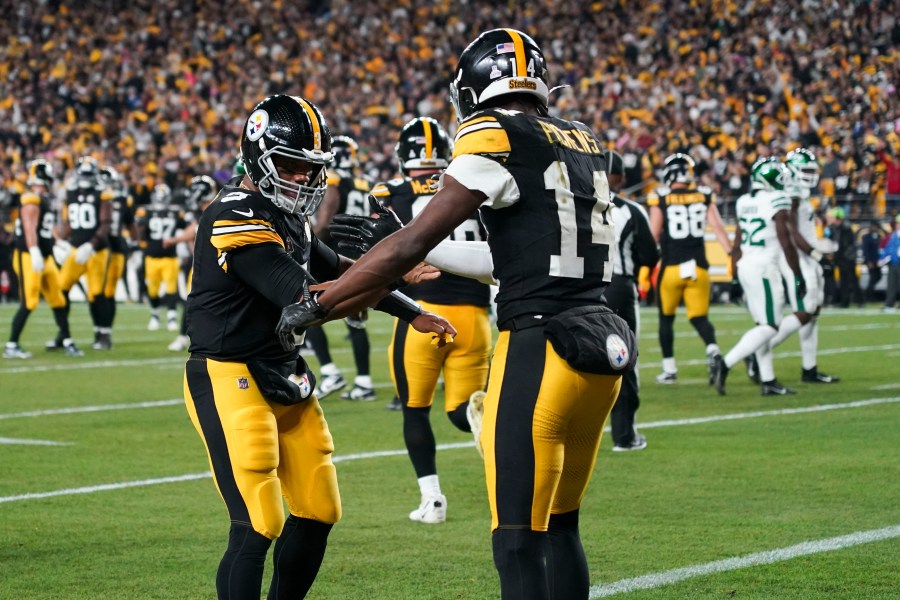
[606,334,629,371]
[247,109,269,142]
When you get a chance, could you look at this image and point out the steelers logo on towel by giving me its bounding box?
[606,334,629,370]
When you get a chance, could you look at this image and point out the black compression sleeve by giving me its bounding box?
[375,290,423,323]
[308,234,341,282]
[229,243,309,306]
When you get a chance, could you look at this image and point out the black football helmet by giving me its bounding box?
[395,117,452,175]
[99,166,124,193]
[449,28,550,122]
[75,156,100,188]
[240,94,334,215]
[27,159,54,188]
[151,183,172,206]
[662,153,696,186]
[331,136,360,170]
[187,175,218,210]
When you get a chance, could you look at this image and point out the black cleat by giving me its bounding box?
[801,367,840,383]
[707,353,720,385]
[712,354,729,396]
[761,379,797,396]
[45,338,64,351]
[744,355,760,384]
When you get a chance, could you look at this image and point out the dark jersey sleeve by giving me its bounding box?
[228,243,309,307]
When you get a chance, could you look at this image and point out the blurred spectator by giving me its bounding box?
[825,207,862,308]
[881,216,900,311]
[862,221,887,302]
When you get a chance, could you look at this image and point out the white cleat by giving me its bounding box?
[467,390,486,458]
[409,494,447,524]
[147,316,161,331]
[168,335,189,352]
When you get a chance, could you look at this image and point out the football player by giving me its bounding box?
[303,135,376,399]
[92,166,135,350]
[51,156,112,350]
[647,153,732,384]
[4,160,82,358]
[182,94,452,600]
[164,174,218,351]
[282,30,633,600]
[373,116,491,523]
[135,183,187,331]
[712,158,806,395]
[762,148,839,383]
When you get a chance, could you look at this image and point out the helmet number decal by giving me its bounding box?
[508,57,537,78]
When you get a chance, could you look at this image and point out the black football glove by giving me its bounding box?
[329,195,403,259]
[276,287,330,351]
[795,276,807,301]
[730,278,743,304]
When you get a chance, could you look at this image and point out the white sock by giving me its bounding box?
[706,343,720,356]
[756,345,776,382]
[5,342,16,349]
[354,375,372,388]
[725,325,776,368]
[63,338,74,347]
[799,319,818,370]
[320,362,340,377]
[769,314,802,348]
[417,474,441,498]
[150,309,160,318]
[167,309,177,320]
[662,357,677,374]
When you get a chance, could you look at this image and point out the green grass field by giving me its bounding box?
[1,301,899,599]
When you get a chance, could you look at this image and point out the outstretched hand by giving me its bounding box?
[276,294,329,351]
[410,311,457,348]
[329,195,403,259]
[403,262,441,285]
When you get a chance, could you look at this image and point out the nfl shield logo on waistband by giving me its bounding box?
[237,377,250,390]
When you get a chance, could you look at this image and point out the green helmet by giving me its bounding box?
[233,155,246,177]
[750,157,789,191]
[784,147,819,189]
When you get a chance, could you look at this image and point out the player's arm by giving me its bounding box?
[787,196,822,260]
[20,202,40,250]
[91,194,112,249]
[707,201,732,254]
[648,204,663,242]
[774,210,802,278]
[631,204,661,268]
[163,222,198,248]
[424,239,496,284]
[317,175,486,312]
[57,203,72,240]
[730,223,742,277]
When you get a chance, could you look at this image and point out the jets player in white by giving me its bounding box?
[760,148,839,383]
[712,158,806,396]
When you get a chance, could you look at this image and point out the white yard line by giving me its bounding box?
[590,525,900,598]
[0,437,72,446]
[2,396,897,504]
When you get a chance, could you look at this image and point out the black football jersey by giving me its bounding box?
[135,204,187,258]
[108,192,134,253]
[446,108,614,325]
[646,185,714,269]
[14,191,56,258]
[372,175,490,307]
[64,184,112,247]
[326,168,372,217]
[186,184,321,362]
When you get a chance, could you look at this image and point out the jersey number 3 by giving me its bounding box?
[546,161,614,281]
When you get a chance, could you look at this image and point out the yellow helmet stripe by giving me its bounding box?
[503,29,527,76]
[423,119,433,160]
[292,97,322,150]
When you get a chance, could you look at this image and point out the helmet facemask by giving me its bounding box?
[256,142,332,215]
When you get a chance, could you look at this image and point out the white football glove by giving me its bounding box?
[53,240,73,265]
[75,242,95,265]
[29,247,44,274]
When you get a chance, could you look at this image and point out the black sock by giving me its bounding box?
[689,315,717,347]
[447,402,471,433]
[547,510,588,600]
[89,299,104,330]
[106,296,117,328]
[658,314,675,358]
[52,306,71,340]
[149,296,161,310]
[347,326,370,377]
[305,326,332,365]
[402,405,436,478]
[492,528,550,600]
[9,305,31,344]
[267,516,333,600]
[216,523,272,600]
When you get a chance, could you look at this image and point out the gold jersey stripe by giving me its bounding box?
[455,115,499,140]
[370,184,391,197]
[212,218,275,229]
[423,119,433,160]
[292,97,321,150]
[503,29,527,76]
[210,229,284,252]
[451,127,511,159]
[20,192,41,206]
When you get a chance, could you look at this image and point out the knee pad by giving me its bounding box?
[230,406,284,537]
[308,463,342,524]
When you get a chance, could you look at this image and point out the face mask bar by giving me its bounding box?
[256,142,333,215]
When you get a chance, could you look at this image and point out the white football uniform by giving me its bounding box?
[778,185,824,313]
[735,189,792,327]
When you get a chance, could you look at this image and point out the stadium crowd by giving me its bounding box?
[0,0,898,216]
